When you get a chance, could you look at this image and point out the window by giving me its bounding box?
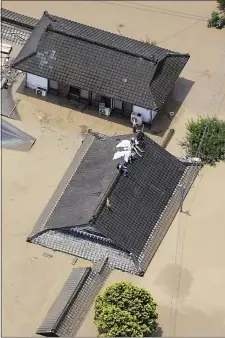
[70,86,80,95]
[123,102,133,112]
[92,92,102,102]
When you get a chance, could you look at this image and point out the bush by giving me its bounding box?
[94,282,158,337]
[217,0,225,11]
[208,1,225,29]
[207,11,220,27]
[218,14,225,26]
[180,117,225,165]
[141,36,157,46]
[207,11,225,28]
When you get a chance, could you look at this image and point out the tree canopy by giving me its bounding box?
[217,0,225,11]
[94,281,158,337]
[207,0,225,28]
[180,117,225,165]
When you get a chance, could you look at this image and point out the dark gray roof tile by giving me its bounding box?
[12,11,190,110]
[95,137,187,256]
[13,12,55,66]
[44,135,127,231]
[37,267,91,336]
[29,133,189,259]
[1,8,38,29]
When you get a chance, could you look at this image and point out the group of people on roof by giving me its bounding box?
[117,129,145,177]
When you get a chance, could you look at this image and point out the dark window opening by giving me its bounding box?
[102,96,111,108]
[70,86,80,95]
[123,102,133,113]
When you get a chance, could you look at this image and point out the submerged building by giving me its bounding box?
[11,10,190,124]
[27,131,200,275]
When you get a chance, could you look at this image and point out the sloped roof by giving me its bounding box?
[37,259,112,337]
[28,132,190,263]
[12,11,190,110]
[37,267,91,336]
[1,7,38,30]
[43,134,129,231]
[1,119,35,151]
[94,136,188,256]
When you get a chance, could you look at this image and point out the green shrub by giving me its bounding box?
[218,14,225,26]
[94,282,158,337]
[180,117,225,165]
[141,36,157,46]
[217,0,225,11]
[96,306,144,337]
[207,11,220,27]
[207,8,225,28]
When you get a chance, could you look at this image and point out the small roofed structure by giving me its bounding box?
[1,119,36,151]
[37,258,111,337]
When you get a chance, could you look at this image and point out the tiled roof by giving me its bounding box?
[29,133,131,238]
[12,13,55,65]
[28,132,196,273]
[94,136,188,256]
[44,135,128,231]
[37,267,91,336]
[51,14,171,61]
[12,11,190,110]
[1,8,38,30]
[37,260,112,337]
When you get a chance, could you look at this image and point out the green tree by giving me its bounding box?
[207,0,225,29]
[208,11,225,28]
[180,117,225,165]
[94,282,158,337]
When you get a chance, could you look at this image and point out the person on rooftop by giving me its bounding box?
[136,131,145,148]
[124,149,135,164]
[132,119,137,133]
[130,137,144,157]
[117,163,128,177]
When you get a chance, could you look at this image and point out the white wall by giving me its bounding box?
[133,105,158,123]
[26,73,48,90]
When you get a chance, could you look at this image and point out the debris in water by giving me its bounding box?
[42,253,53,258]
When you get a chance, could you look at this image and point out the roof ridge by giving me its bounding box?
[43,10,57,22]
[53,267,91,332]
[1,7,38,29]
[166,52,190,58]
[12,12,56,67]
[12,51,36,68]
[49,26,159,63]
[48,12,190,60]
[90,170,121,224]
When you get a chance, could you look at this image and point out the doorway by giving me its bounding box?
[101,96,111,108]
[69,86,80,101]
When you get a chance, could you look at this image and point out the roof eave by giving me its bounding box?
[12,51,37,68]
